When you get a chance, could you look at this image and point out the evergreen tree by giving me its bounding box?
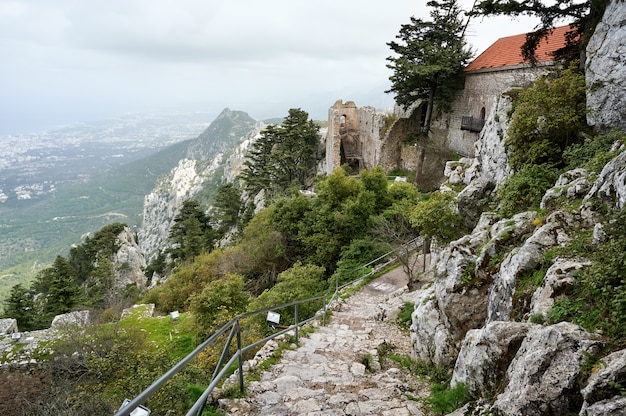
[386,0,473,132]
[240,108,320,200]
[3,284,39,331]
[212,182,243,236]
[472,0,608,62]
[44,256,83,318]
[168,200,215,261]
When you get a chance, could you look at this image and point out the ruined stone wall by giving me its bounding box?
[436,65,549,157]
[325,100,385,174]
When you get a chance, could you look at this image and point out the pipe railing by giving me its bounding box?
[114,237,422,416]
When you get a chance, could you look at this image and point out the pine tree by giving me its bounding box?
[386,0,473,132]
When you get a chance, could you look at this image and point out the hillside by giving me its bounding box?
[0,110,259,305]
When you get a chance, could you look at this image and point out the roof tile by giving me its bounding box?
[465,25,572,72]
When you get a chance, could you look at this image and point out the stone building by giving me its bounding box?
[325,26,572,189]
[325,100,386,174]
[440,25,572,156]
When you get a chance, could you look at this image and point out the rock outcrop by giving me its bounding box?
[580,348,626,415]
[114,226,147,288]
[585,0,626,133]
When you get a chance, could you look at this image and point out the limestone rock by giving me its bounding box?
[529,258,591,320]
[0,319,18,335]
[50,310,90,329]
[411,215,496,365]
[585,150,626,209]
[114,226,147,288]
[580,348,626,415]
[444,158,475,185]
[486,211,576,323]
[541,168,591,210]
[411,286,455,365]
[474,96,512,186]
[491,322,599,416]
[457,178,495,229]
[585,0,626,133]
[451,321,533,397]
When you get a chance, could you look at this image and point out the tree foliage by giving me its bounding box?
[507,63,588,170]
[472,0,611,62]
[386,0,473,130]
[240,108,320,199]
[168,199,216,262]
[409,191,465,245]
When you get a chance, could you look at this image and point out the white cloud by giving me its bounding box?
[0,1,541,134]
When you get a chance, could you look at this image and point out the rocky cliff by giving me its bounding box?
[408,3,626,414]
[138,109,262,263]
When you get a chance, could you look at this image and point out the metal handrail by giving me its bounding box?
[114,237,422,416]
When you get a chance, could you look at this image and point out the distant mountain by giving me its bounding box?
[138,109,262,262]
[0,109,260,305]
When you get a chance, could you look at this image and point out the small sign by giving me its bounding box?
[119,399,151,416]
[169,311,180,320]
[11,332,22,341]
[266,311,280,324]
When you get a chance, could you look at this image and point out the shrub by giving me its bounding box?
[409,191,465,245]
[507,63,588,170]
[564,131,625,173]
[497,164,559,218]
[548,206,626,341]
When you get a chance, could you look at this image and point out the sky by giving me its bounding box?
[0,1,542,135]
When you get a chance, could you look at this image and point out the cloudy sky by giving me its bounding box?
[0,1,541,135]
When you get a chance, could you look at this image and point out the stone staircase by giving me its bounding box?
[218,267,429,416]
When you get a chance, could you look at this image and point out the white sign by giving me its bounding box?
[266,311,280,324]
[170,311,180,320]
[119,399,151,416]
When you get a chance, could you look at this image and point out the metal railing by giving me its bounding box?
[114,238,421,416]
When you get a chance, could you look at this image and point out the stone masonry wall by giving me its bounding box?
[437,65,549,157]
[325,100,386,174]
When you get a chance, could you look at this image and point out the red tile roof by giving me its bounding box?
[465,25,572,72]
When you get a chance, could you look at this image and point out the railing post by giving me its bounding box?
[294,304,299,343]
[323,297,327,326]
[236,320,244,394]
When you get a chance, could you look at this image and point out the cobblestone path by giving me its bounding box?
[219,267,429,415]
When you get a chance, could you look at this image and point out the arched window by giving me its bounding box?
[340,115,346,126]
[479,107,486,120]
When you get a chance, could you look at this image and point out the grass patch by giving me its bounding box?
[398,302,414,329]
[117,309,196,360]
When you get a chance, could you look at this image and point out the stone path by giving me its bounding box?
[218,267,429,416]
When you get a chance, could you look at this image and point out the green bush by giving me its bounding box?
[548,206,626,341]
[497,164,559,218]
[409,191,465,244]
[564,131,625,173]
[424,382,470,415]
[248,262,327,326]
[507,63,588,170]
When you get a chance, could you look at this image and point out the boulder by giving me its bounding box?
[580,348,626,415]
[457,178,495,230]
[410,286,455,365]
[0,319,18,335]
[451,321,533,397]
[486,210,577,323]
[491,322,600,416]
[585,0,626,133]
[474,96,513,186]
[541,168,592,210]
[411,215,497,365]
[585,150,626,209]
[114,226,148,288]
[529,258,591,320]
[50,310,90,329]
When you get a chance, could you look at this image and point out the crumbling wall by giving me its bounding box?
[325,100,385,174]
